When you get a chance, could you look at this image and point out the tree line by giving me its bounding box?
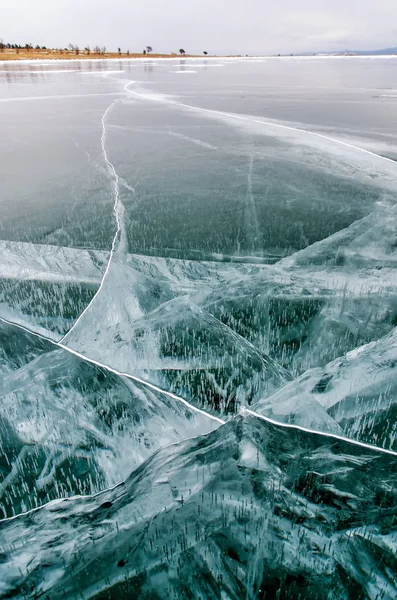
[0,40,209,57]
[0,41,106,55]
[0,41,47,52]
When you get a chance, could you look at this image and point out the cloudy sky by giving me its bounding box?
[2,0,397,54]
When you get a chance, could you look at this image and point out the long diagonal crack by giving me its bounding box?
[1,315,224,426]
[1,313,396,528]
[2,315,396,457]
[124,82,397,168]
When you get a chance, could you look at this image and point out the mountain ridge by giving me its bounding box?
[306,46,397,56]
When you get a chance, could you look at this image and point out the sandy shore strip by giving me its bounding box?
[0,49,221,61]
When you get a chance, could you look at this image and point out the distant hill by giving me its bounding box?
[306,46,397,56]
[346,47,397,55]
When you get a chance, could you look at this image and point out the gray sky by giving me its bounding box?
[2,0,397,54]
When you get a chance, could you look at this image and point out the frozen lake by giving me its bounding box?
[1,57,397,257]
[1,56,397,599]
[1,55,397,398]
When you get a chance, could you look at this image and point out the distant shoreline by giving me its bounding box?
[1,49,397,62]
[0,49,215,62]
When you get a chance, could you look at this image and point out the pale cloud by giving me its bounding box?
[2,0,397,54]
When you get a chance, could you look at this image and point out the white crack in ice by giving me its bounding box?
[2,315,397,457]
[0,316,224,426]
[1,313,397,528]
[124,82,397,168]
[59,98,126,343]
[243,408,397,458]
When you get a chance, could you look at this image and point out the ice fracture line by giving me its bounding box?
[59,100,124,343]
[0,316,224,426]
[1,313,397,527]
[2,314,397,458]
[124,83,397,168]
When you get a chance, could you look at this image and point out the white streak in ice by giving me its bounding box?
[59,99,123,343]
[2,315,396,457]
[0,316,224,426]
[167,127,218,150]
[124,83,397,167]
[0,92,125,103]
[243,408,397,457]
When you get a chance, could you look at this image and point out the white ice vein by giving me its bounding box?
[2,315,397,456]
[59,100,123,343]
[124,83,397,168]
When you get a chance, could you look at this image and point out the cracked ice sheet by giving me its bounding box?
[0,326,217,518]
[59,252,396,416]
[2,235,394,302]
[0,241,107,284]
[279,203,397,272]
[1,222,395,355]
[60,254,291,415]
[127,85,397,194]
[1,206,395,404]
[2,412,397,599]
[255,325,397,451]
[193,209,397,376]
[0,242,108,337]
[0,238,277,341]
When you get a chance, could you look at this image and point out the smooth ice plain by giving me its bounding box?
[0,57,397,599]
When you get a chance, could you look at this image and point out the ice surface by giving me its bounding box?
[258,326,397,451]
[1,414,397,599]
[62,262,290,413]
[280,203,397,271]
[0,241,107,284]
[0,242,107,335]
[252,377,344,434]
[197,204,397,374]
[1,57,397,598]
[0,323,216,518]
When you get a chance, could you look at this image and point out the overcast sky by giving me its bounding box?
[2,0,397,54]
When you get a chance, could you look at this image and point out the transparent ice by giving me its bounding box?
[0,57,396,599]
